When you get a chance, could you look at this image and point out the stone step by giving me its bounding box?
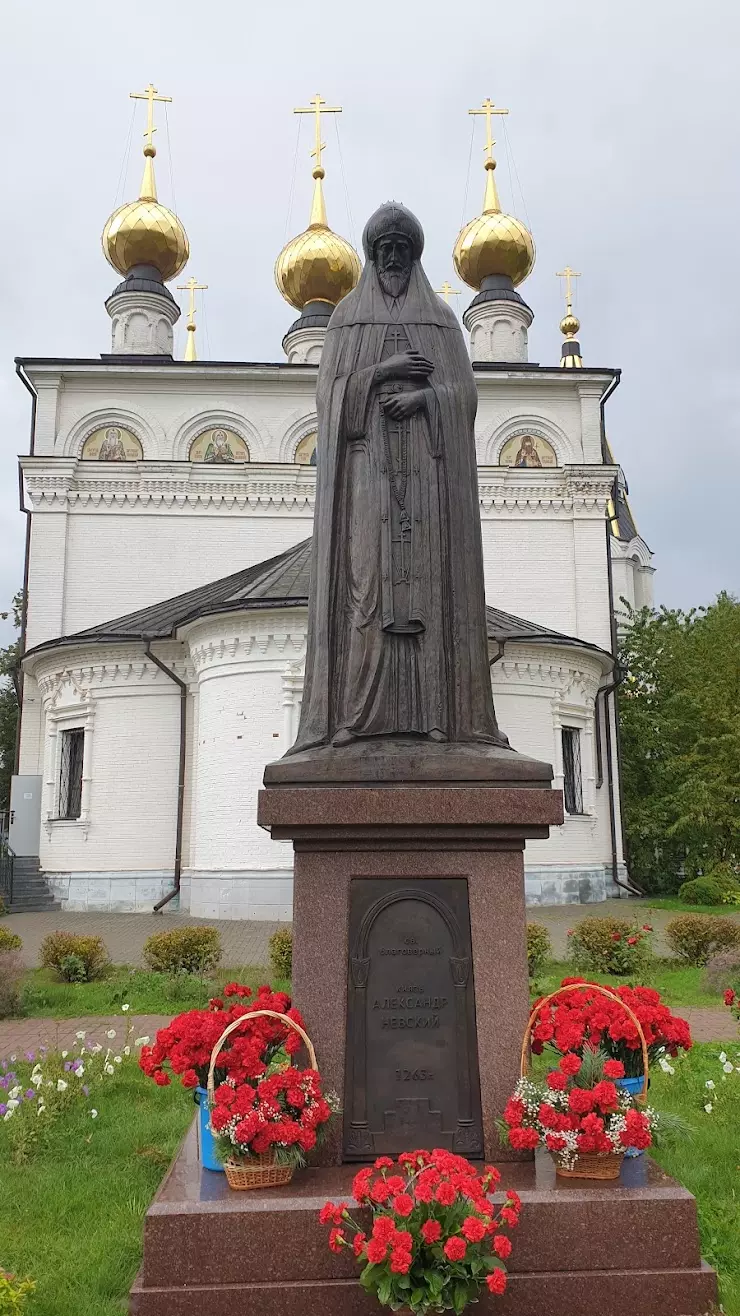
[130,1123,717,1315]
[8,898,60,912]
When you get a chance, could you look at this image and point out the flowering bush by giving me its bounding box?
[211,1066,337,1168]
[39,931,108,981]
[567,916,654,975]
[0,1267,35,1313]
[139,983,304,1091]
[502,1048,655,1171]
[0,1012,147,1159]
[724,988,740,1026]
[319,1149,519,1312]
[529,978,692,1077]
[0,929,22,954]
[0,951,23,1020]
[142,925,222,975]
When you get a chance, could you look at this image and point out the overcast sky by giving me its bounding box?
[1,0,738,645]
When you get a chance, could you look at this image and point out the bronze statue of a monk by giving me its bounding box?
[290,201,508,755]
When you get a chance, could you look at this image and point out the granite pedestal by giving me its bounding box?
[130,1122,718,1315]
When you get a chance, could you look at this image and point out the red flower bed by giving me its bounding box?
[138,983,305,1091]
[530,978,692,1077]
[319,1149,519,1312]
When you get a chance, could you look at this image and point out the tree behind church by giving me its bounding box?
[618,592,740,892]
[0,592,22,820]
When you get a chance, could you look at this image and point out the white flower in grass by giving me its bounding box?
[705,1080,715,1090]
[91,1043,102,1055]
[31,1073,43,1088]
[659,1058,675,1075]
[121,1004,130,1013]
[75,1031,86,1041]
[90,1109,98,1119]
[7,1100,19,1112]
[8,1086,21,1100]
[104,1063,115,1076]
[723,1061,734,1074]
[719,1052,727,1063]
[37,1104,46,1116]
[106,1030,116,1040]
[9,1055,15,1063]
[123,1046,131,1056]
[134,1037,150,1047]
[3,1110,14,1121]
[75,1066,85,1078]
[57,1079,68,1092]
[704,1103,713,1113]
[61,1051,68,1059]
[113,1056,122,1065]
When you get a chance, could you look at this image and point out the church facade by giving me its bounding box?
[11,90,653,918]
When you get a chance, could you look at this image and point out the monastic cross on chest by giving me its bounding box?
[385,325,407,355]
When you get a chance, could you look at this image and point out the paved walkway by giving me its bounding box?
[0,1014,170,1058]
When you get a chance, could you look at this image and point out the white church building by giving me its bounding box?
[10,90,653,920]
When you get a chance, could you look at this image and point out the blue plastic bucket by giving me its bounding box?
[195,1086,224,1172]
[615,1074,645,1157]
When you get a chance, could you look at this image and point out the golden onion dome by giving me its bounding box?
[102,147,189,283]
[560,312,580,338]
[275,168,360,310]
[453,161,535,290]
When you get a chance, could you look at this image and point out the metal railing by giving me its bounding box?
[0,839,14,907]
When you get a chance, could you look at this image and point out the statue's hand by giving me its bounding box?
[382,390,426,420]
[377,351,434,383]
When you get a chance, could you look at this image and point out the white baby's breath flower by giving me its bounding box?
[106,1030,116,1040]
[704,1103,713,1113]
[104,1063,115,1076]
[705,1080,716,1090]
[134,1037,150,1047]
[90,1109,98,1119]
[56,1079,68,1092]
[121,1004,130,1012]
[75,1031,86,1040]
[723,1061,734,1073]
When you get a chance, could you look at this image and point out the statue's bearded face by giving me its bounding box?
[375,234,413,298]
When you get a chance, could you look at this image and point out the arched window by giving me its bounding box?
[81,426,143,461]
[189,428,249,463]
[499,433,557,468]
[294,431,317,466]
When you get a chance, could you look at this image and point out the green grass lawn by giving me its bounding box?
[18,966,290,1017]
[645,896,740,917]
[537,959,722,1008]
[0,1067,193,1316]
[1,1046,737,1314]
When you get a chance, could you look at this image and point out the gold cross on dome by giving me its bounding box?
[556,265,581,313]
[294,94,342,174]
[177,277,208,324]
[130,83,172,153]
[468,97,509,163]
[436,281,461,304]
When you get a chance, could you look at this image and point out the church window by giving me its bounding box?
[189,428,249,463]
[294,431,317,465]
[561,727,583,815]
[58,728,84,820]
[499,433,557,468]
[81,425,143,461]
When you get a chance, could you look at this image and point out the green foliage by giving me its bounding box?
[0,929,22,953]
[39,932,108,980]
[0,896,7,918]
[0,950,24,1019]
[679,873,740,906]
[0,591,22,816]
[665,914,740,966]
[618,593,740,893]
[18,964,290,1017]
[0,1269,35,1315]
[142,925,221,975]
[567,915,653,975]
[58,954,88,984]
[526,922,551,978]
[268,927,293,979]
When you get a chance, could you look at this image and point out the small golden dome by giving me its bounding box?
[560,312,580,338]
[275,166,360,311]
[453,156,534,290]
[102,142,189,283]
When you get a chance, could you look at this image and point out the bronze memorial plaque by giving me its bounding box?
[343,877,483,1160]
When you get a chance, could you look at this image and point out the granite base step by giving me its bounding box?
[130,1122,718,1316]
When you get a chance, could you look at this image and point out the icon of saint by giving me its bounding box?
[98,427,128,461]
[513,436,542,468]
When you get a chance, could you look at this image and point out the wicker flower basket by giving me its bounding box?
[206,1009,319,1191]
[521,983,650,1182]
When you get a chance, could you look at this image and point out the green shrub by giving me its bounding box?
[678,871,740,906]
[0,1268,35,1314]
[704,946,740,994]
[0,928,22,953]
[568,916,653,975]
[268,927,293,979]
[665,914,740,966]
[58,953,88,983]
[0,895,7,917]
[39,932,108,980]
[0,950,24,1019]
[142,925,221,975]
[526,923,551,978]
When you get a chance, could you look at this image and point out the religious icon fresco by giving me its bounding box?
[499,433,557,468]
[81,426,143,461]
[294,431,318,465]
[189,428,249,463]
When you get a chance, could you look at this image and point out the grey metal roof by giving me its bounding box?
[24,538,612,663]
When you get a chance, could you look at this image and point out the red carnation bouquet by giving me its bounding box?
[318,1149,519,1312]
[138,983,305,1091]
[210,1067,338,1170]
[530,978,692,1077]
[502,1047,654,1173]
[724,988,740,1025]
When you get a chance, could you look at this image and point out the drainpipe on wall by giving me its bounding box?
[144,642,187,914]
[603,506,643,898]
